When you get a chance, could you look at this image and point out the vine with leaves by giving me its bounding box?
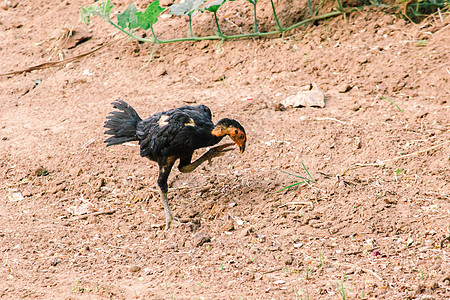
[80,0,356,44]
[80,0,449,44]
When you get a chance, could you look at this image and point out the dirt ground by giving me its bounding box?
[1,0,449,299]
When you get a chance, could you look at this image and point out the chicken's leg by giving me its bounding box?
[179,143,234,173]
[157,161,176,230]
[158,187,174,230]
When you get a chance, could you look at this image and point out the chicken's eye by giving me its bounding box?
[239,134,245,139]
[234,129,238,134]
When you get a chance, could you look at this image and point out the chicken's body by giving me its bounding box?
[104,100,246,230]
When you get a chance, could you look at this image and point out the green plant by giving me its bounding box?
[275,162,316,193]
[205,0,234,37]
[81,0,164,43]
[315,0,326,14]
[74,280,91,293]
[245,0,259,32]
[380,96,403,112]
[307,0,314,16]
[221,75,226,87]
[293,278,310,300]
[170,0,206,37]
[336,275,346,300]
[395,0,450,23]
[362,280,366,299]
[80,0,359,45]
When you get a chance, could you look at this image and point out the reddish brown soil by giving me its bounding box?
[1,0,449,299]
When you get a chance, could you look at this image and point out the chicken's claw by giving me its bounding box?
[151,216,189,231]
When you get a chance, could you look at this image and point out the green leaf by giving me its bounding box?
[100,0,113,15]
[170,0,206,16]
[277,169,310,181]
[380,96,403,112]
[80,5,96,25]
[204,0,225,13]
[136,0,165,30]
[275,163,316,193]
[204,0,234,13]
[79,0,114,25]
[245,0,257,4]
[275,181,307,193]
[117,3,139,30]
[302,162,316,182]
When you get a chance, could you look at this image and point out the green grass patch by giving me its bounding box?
[276,162,316,193]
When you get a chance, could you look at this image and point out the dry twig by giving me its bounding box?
[0,37,125,77]
[68,209,116,221]
[255,267,284,280]
[279,201,314,209]
[50,196,78,206]
[344,246,380,255]
[333,261,383,282]
[340,140,450,176]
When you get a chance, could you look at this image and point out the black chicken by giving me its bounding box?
[104,100,247,230]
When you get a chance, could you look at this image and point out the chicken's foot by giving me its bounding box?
[179,143,234,173]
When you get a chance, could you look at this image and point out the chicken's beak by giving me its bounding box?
[239,144,245,153]
[231,137,246,154]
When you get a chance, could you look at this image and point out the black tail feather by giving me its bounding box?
[104,100,142,146]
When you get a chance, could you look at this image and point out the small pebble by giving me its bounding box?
[194,231,211,247]
[338,84,352,93]
[130,266,141,273]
